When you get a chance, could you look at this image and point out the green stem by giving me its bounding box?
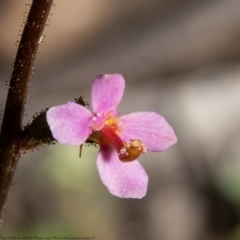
[0,0,53,220]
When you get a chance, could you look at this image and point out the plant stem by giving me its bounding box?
[0,0,53,220]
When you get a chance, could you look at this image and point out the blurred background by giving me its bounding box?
[1,0,240,239]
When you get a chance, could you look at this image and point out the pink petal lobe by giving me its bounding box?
[120,112,177,152]
[91,74,125,113]
[97,145,148,198]
[47,102,93,145]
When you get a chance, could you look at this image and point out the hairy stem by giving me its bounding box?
[0,0,53,220]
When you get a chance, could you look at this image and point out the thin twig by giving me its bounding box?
[0,0,53,220]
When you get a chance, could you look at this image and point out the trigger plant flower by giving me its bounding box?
[46,74,177,198]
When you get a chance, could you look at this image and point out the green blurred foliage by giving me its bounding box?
[2,145,123,239]
[218,163,240,207]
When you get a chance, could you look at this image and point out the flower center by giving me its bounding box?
[101,126,146,162]
[90,111,146,162]
[91,111,121,133]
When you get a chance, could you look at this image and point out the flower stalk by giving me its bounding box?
[0,0,53,219]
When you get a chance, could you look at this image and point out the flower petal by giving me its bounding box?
[91,74,125,113]
[47,102,93,145]
[120,112,177,152]
[97,144,148,198]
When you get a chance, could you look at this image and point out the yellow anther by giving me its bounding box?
[119,139,147,162]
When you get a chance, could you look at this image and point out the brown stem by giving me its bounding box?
[0,0,53,220]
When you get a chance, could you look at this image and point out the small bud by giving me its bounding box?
[20,108,55,151]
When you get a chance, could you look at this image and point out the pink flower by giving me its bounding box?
[46,74,177,198]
